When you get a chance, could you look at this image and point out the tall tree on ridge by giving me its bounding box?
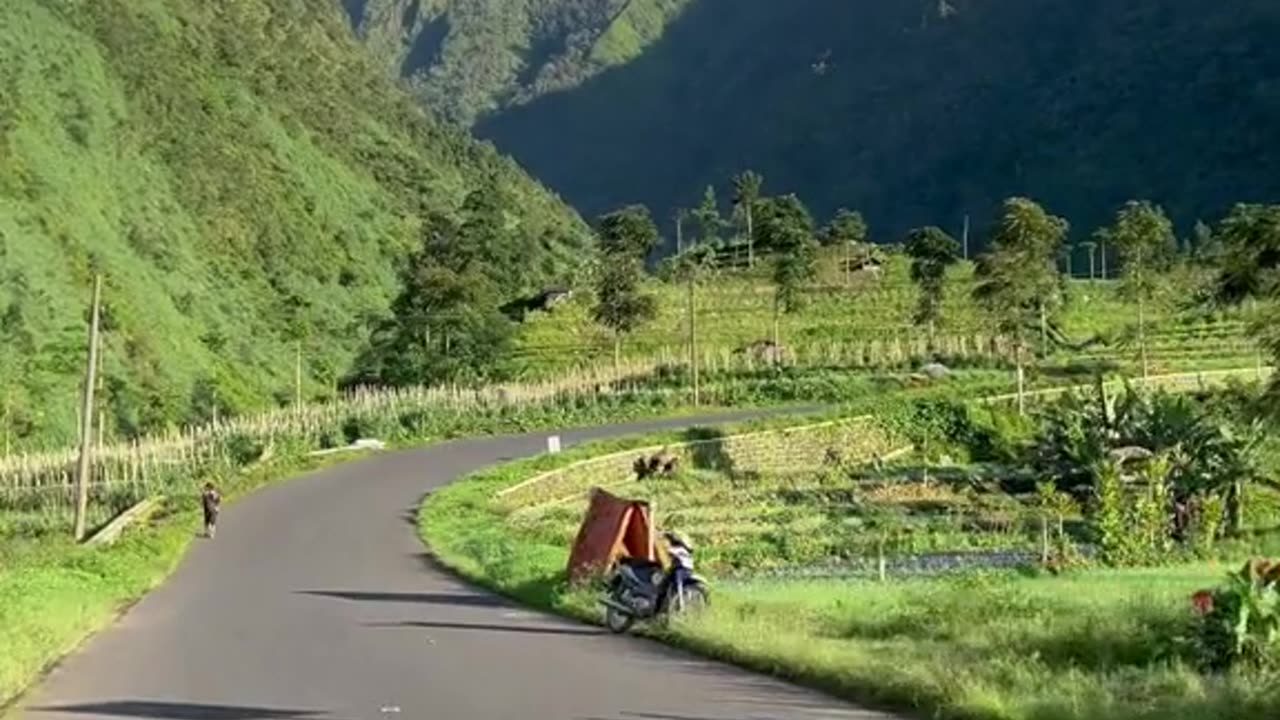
[757,194,819,348]
[905,226,961,345]
[691,185,724,250]
[973,197,1069,414]
[353,211,514,386]
[823,208,869,286]
[732,171,764,268]
[1096,200,1176,381]
[592,205,660,369]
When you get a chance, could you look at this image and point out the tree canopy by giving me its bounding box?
[973,197,1069,340]
[822,209,869,247]
[592,206,660,362]
[905,226,961,332]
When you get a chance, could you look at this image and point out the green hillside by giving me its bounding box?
[0,0,588,449]
[461,0,1280,244]
[344,0,692,125]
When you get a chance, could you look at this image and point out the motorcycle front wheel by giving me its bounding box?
[674,584,710,614]
[604,604,636,634]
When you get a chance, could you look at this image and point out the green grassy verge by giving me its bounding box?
[667,570,1280,720]
[419,388,1280,720]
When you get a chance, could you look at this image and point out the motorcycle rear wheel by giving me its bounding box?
[605,604,636,634]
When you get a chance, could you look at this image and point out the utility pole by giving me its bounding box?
[73,274,103,542]
[845,240,852,287]
[95,329,106,451]
[675,211,685,255]
[962,214,970,260]
[687,272,700,407]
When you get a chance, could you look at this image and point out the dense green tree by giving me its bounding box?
[596,204,661,259]
[691,185,724,248]
[754,194,814,254]
[1096,200,1177,380]
[973,197,1069,412]
[824,209,872,286]
[1202,203,1280,522]
[904,226,961,341]
[1207,204,1280,305]
[351,216,515,386]
[592,206,660,366]
[1206,204,1280,408]
[759,195,819,346]
[456,180,526,287]
[821,208,868,247]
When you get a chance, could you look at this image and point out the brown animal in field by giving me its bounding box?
[634,451,680,480]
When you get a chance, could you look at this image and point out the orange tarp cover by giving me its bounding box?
[567,488,656,583]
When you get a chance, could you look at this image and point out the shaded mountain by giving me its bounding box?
[474,0,1280,246]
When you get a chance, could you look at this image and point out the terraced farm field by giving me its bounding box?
[510,252,1260,376]
[512,462,1057,575]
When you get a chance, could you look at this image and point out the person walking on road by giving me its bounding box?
[201,482,222,539]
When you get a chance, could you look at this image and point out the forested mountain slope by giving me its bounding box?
[0,0,587,448]
[343,0,691,125]
[366,0,1280,245]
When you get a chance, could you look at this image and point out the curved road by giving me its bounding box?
[20,412,896,720]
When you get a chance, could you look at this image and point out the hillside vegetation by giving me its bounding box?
[0,0,588,448]
[446,0,1280,240]
[345,0,691,125]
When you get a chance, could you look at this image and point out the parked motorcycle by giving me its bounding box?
[600,531,709,633]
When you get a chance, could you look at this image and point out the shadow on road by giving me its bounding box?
[581,713,785,720]
[294,590,505,607]
[31,701,332,719]
[365,619,601,637]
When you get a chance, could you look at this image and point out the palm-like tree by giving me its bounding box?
[1079,241,1098,281]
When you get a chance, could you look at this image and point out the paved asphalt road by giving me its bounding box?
[20,410,899,720]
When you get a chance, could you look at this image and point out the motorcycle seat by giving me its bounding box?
[621,563,661,588]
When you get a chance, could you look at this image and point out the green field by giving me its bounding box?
[672,568,1279,720]
[509,252,1259,376]
[421,374,1280,720]
[512,461,1054,575]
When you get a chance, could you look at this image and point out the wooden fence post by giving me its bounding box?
[73,274,103,542]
